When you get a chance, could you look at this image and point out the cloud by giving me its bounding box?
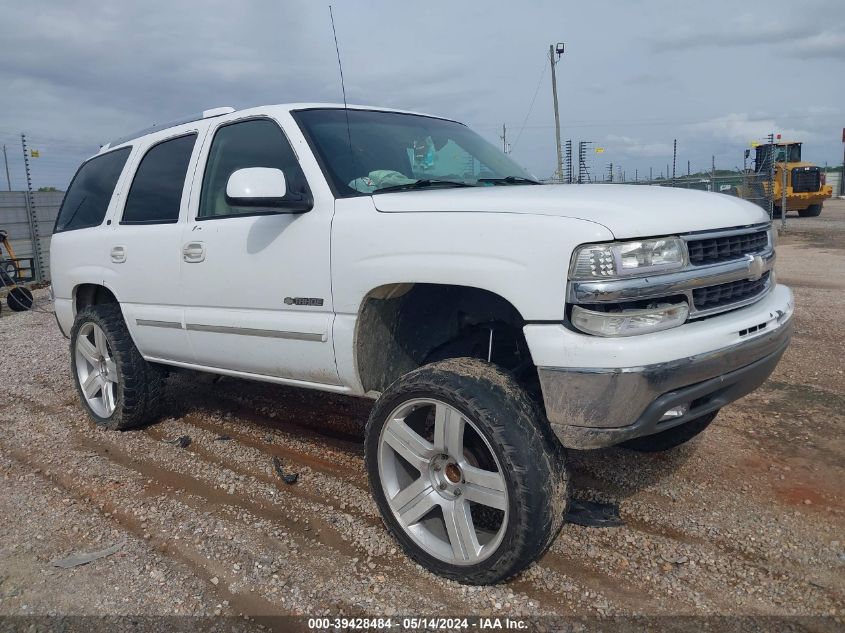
[792,31,845,59]
[604,135,674,158]
[0,0,842,188]
[653,10,845,59]
[684,113,819,145]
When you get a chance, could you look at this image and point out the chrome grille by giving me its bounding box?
[686,229,768,266]
[693,272,770,312]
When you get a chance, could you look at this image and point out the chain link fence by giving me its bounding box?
[548,138,782,223]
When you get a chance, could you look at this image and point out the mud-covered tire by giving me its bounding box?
[365,358,569,584]
[621,410,719,453]
[798,204,822,218]
[70,304,164,430]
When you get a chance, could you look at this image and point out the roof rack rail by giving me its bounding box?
[101,106,235,151]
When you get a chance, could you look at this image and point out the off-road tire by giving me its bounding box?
[365,358,569,584]
[621,410,719,453]
[798,204,822,218]
[70,304,164,430]
[772,206,783,218]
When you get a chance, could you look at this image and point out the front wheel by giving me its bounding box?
[798,203,822,218]
[365,358,568,584]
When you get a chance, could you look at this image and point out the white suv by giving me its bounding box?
[51,103,793,584]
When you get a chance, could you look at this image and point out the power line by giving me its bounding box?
[511,56,548,152]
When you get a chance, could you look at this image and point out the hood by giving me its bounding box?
[373,184,770,239]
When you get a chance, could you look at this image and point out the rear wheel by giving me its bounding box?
[798,203,822,217]
[70,304,164,430]
[365,358,568,584]
[621,410,719,453]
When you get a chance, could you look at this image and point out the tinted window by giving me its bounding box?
[54,147,131,233]
[198,119,310,218]
[122,134,196,224]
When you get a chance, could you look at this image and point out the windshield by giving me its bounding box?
[293,109,536,196]
[765,144,802,164]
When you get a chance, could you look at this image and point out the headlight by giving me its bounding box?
[570,237,686,279]
[571,301,689,337]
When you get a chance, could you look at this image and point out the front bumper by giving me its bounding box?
[531,284,793,449]
[784,187,833,210]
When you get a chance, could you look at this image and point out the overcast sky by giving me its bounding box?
[1,0,843,189]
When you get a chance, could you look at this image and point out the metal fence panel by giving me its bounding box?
[0,190,63,281]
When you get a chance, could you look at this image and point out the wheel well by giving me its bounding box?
[355,283,539,396]
[74,284,118,315]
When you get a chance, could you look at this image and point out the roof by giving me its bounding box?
[100,102,443,152]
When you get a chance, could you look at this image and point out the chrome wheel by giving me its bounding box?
[74,322,118,418]
[377,398,509,565]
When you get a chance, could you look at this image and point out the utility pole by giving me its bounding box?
[549,43,565,183]
[841,127,845,197]
[21,133,44,281]
[635,168,638,182]
[687,160,691,177]
[711,155,716,193]
[2,145,10,191]
[499,124,509,154]
[781,153,788,230]
[767,134,776,219]
[672,139,677,186]
[607,163,613,183]
[649,166,653,181]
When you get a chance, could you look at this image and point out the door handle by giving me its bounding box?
[110,246,126,263]
[182,241,206,263]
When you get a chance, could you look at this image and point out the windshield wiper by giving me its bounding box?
[373,179,474,194]
[477,176,542,185]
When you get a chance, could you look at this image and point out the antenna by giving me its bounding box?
[329,5,355,182]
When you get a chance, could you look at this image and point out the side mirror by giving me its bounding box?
[226,167,287,205]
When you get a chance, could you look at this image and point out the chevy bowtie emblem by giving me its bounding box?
[747,254,764,281]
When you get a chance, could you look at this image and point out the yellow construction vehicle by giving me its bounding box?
[741,141,833,217]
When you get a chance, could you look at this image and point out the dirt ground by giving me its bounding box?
[1,199,843,629]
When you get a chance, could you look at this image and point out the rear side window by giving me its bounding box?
[54,147,131,233]
[122,133,197,224]
[198,118,310,218]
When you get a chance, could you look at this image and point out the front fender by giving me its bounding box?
[331,197,613,321]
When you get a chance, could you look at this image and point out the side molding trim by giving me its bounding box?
[185,323,325,342]
[136,319,183,330]
[135,319,326,342]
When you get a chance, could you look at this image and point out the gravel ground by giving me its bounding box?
[1,200,843,629]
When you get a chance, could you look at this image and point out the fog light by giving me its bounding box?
[659,404,689,421]
[571,301,689,337]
